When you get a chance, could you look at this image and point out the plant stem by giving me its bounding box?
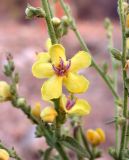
[125,124,129,148]
[55,143,69,160]
[73,126,84,160]
[105,20,120,156]
[59,0,119,99]
[41,0,57,44]
[118,0,128,159]
[79,127,94,160]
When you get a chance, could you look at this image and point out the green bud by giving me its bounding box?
[51,17,61,26]
[123,2,128,11]
[118,117,126,126]
[17,98,26,107]
[14,73,19,84]
[61,16,69,26]
[25,4,45,19]
[104,18,113,30]
[25,7,34,19]
[118,106,123,116]
[109,47,122,61]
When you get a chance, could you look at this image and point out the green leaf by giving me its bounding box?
[61,136,89,158]
[109,48,122,61]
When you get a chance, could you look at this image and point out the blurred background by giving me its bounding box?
[0,0,122,160]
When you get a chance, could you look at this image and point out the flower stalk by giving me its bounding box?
[118,0,128,159]
[41,0,57,44]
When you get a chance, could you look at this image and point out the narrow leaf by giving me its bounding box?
[61,136,89,158]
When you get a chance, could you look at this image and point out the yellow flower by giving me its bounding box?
[31,102,41,118]
[86,128,105,146]
[96,128,105,143]
[40,106,58,123]
[36,38,52,62]
[32,44,91,100]
[60,95,91,116]
[0,149,9,160]
[0,81,11,102]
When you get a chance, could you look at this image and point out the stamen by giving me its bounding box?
[66,60,71,70]
[60,57,64,69]
[52,58,71,76]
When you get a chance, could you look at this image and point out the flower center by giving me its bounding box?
[66,99,76,110]
[52,58,71,76]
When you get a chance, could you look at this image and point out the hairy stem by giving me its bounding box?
[105,19,120,156]
[118,0,128,159]
[41,0,57,44]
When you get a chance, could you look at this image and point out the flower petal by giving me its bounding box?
[68,99,91,116]
[45,38,52,50]
[63,72,89,93]
[36,52,51,62]
[70,51,92,72]
[49,44,66,65]
[40,106,57,123]
[60,94,67,112]
[32,62,54,78]
[41,75,63,100]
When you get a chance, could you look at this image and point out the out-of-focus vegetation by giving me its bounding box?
[0,0,117,21]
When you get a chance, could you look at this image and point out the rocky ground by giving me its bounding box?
[0,20,122,160]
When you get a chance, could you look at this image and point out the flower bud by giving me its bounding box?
[51,17,61,26]
[86,129,101,146]
[123,2,128,11]
[96,128,105,143]
[40,107,58,123]
[25,4,45,19]
[86,128,105,146]
[25,7,34,19]
[31,102,41,118]
[118,117,126,126]
[17,98,26,107]
[0,81,11,102]
[61,16,69,26]
[0,149,9,160]
[118,106,123,116]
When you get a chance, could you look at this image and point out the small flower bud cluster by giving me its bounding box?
[51,16,70,38]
